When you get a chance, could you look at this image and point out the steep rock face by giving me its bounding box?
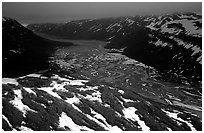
[2,17,73,78]
[113,13,202,86]
[2,17,50,77]
[27,13,202,86]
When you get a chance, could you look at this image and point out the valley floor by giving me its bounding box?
[2,39,202,131]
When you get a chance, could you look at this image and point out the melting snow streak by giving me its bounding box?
[122,107,150,131]
[58,112,93,131]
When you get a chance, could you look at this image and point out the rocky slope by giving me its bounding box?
[2,17,73,77]
[2,40,202,131]
[28,13,202,87]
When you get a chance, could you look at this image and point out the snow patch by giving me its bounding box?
[84,90,102,103]
[2,78,19,86]
[126,18,135,26]
[146,20,158,30]
[91,108,122,130]
[166,127,172,131]
[191,45,201,56]
[123,97,135,103]
[37,82,62,99]
[161,109,196,131]
[69,80,88,86]
[9,90,37,117]
[52,74,88,86]
[161,19,202,37]
[118,90,124,94]
[122,107,150,131]
[154,39,168,47]
[2,115,13,129]
[58,112,93,131]
[18,126,33,131]
[65,95,80,105]
[2,17,6,21]
[19,73,48,79]
[23,87,36,95]
[166,94,181,101]
[26,73,42,78]
[77,86,99,91]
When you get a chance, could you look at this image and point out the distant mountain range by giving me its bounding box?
[27,13,202,86]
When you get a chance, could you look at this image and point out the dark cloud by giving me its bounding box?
[2,2,202,24]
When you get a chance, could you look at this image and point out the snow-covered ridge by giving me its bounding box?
[2,73,152,131]
[2,78,19,86]
[160,19,201,37]
[146,13,202,66]
[146,13,201,37]
[3,71,201,131]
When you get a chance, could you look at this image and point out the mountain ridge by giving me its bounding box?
[2,17,73,77]
[2,16,202,131]
[27,12,202,87]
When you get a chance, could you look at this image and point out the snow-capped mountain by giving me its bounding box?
[2,16,202,131]
[143,13,201,86]
[27,13,202,86]
[27,16,147,40]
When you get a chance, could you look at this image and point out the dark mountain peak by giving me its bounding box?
[3,17,28,30]
[2,17,53,77]
[3,17,19,23]
[3,16,36,41]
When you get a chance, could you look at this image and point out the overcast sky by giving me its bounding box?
[2,2,202,24]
